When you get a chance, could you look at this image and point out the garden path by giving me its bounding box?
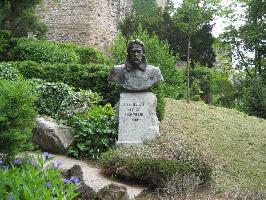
[27,152,145,200]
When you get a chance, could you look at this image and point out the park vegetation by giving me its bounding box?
[0,0,265,199]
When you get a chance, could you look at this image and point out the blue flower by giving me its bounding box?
[14,159,22,165]
[8,196,15,200]
[70,176,79,184]
[53,160,63,170]
[2,165,8,171]
[62,178,71,184]
[0,160,4,165]
[33,186,37,193]
[45,182,51,189]
[43,152,54,159]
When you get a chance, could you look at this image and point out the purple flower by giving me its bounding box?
[33,186,37,193]
[14,159,22,165]
[53,160,63,170]
[2,165,8,171]
[70,176,79,184]
[8,196,15,200]
[45,182,51,189]
[43,152,54,159]
[0,160,4,165]
[62,178,71,184]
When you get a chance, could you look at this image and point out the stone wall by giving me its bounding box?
[39,0,165,50]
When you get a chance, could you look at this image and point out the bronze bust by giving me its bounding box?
[109,39,163,91]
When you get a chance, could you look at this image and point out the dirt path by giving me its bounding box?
[27,152,145,199]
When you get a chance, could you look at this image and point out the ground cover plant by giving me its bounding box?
[0,153,79,199]
[159,99,266,192]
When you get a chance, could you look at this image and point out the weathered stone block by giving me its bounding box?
[117,92,159,145]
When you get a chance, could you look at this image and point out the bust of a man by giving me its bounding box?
[109,39,163,91]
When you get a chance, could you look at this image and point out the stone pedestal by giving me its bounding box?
[117,92,160,145]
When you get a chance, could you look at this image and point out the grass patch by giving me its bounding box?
[101,98,266,194]
[160,99,266,192]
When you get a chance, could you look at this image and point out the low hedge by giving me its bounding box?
[9,38,113,65]
[11,38,80,64]
[10,61,165,120]
[100,138,211,188]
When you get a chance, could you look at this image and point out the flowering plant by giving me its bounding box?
[0,153,79,200]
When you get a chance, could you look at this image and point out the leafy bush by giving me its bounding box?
[189,66,236,108]
[58,42,113,65]
[0,63,20,81]
[0,79,37,158]
[68,104,117,159]
[0,30,13,61]
[33,80,101,120]
[100,137,211,188]
[0,154,79,199]
[11,38,80,64]
[11,61,120,106]
[237,76,266,119]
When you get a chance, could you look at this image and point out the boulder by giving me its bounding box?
[32,117,73,154]
[97,183,130,200]
[62,165,96,200]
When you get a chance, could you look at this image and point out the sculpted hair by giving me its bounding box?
[127,39,145,54]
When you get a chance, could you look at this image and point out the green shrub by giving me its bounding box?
[33,80,101,120]
[0,30,13,61]
[68,104,117,159]
[0,63,20,81]
[58,42,113,65]
[100,138,211,188]
[238,76,266,119]
[11,61,121,106]
[0,154,79,199]
[0,79,37,158]
[11,38,80,64]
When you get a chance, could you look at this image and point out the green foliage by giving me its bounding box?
[58,42,113,65]
[100,138,211,188]
[237,76,266,119]
[0,30,13,61]
[33,80,101,120]
[119,0,216,67]
[0,79,37,158]
[189,66,236,107]
[11,61,120,105]
[0,0,48,37]
[68,104,117,159]
[11,38,80,64]
[222,0,265,77]
[0,63,20,81]
[0,154,79,199]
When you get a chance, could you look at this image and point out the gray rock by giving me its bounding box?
[32,117,73,154]
[62,165,96,200]
[117,92,160,145]
[97,183,130,200]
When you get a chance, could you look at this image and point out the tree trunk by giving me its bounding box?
[186,37,190,103]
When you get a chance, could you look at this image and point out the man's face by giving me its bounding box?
[129,44,143,67]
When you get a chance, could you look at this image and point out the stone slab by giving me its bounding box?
[117,92,159,145]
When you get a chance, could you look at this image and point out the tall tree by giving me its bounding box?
[0,0,48,37]
[223,0,265,77]
[119,0,216,67]
[173,0,220,103]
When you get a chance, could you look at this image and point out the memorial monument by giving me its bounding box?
[109,39,163,145]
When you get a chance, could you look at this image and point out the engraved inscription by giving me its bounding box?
[123,101,145,121]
